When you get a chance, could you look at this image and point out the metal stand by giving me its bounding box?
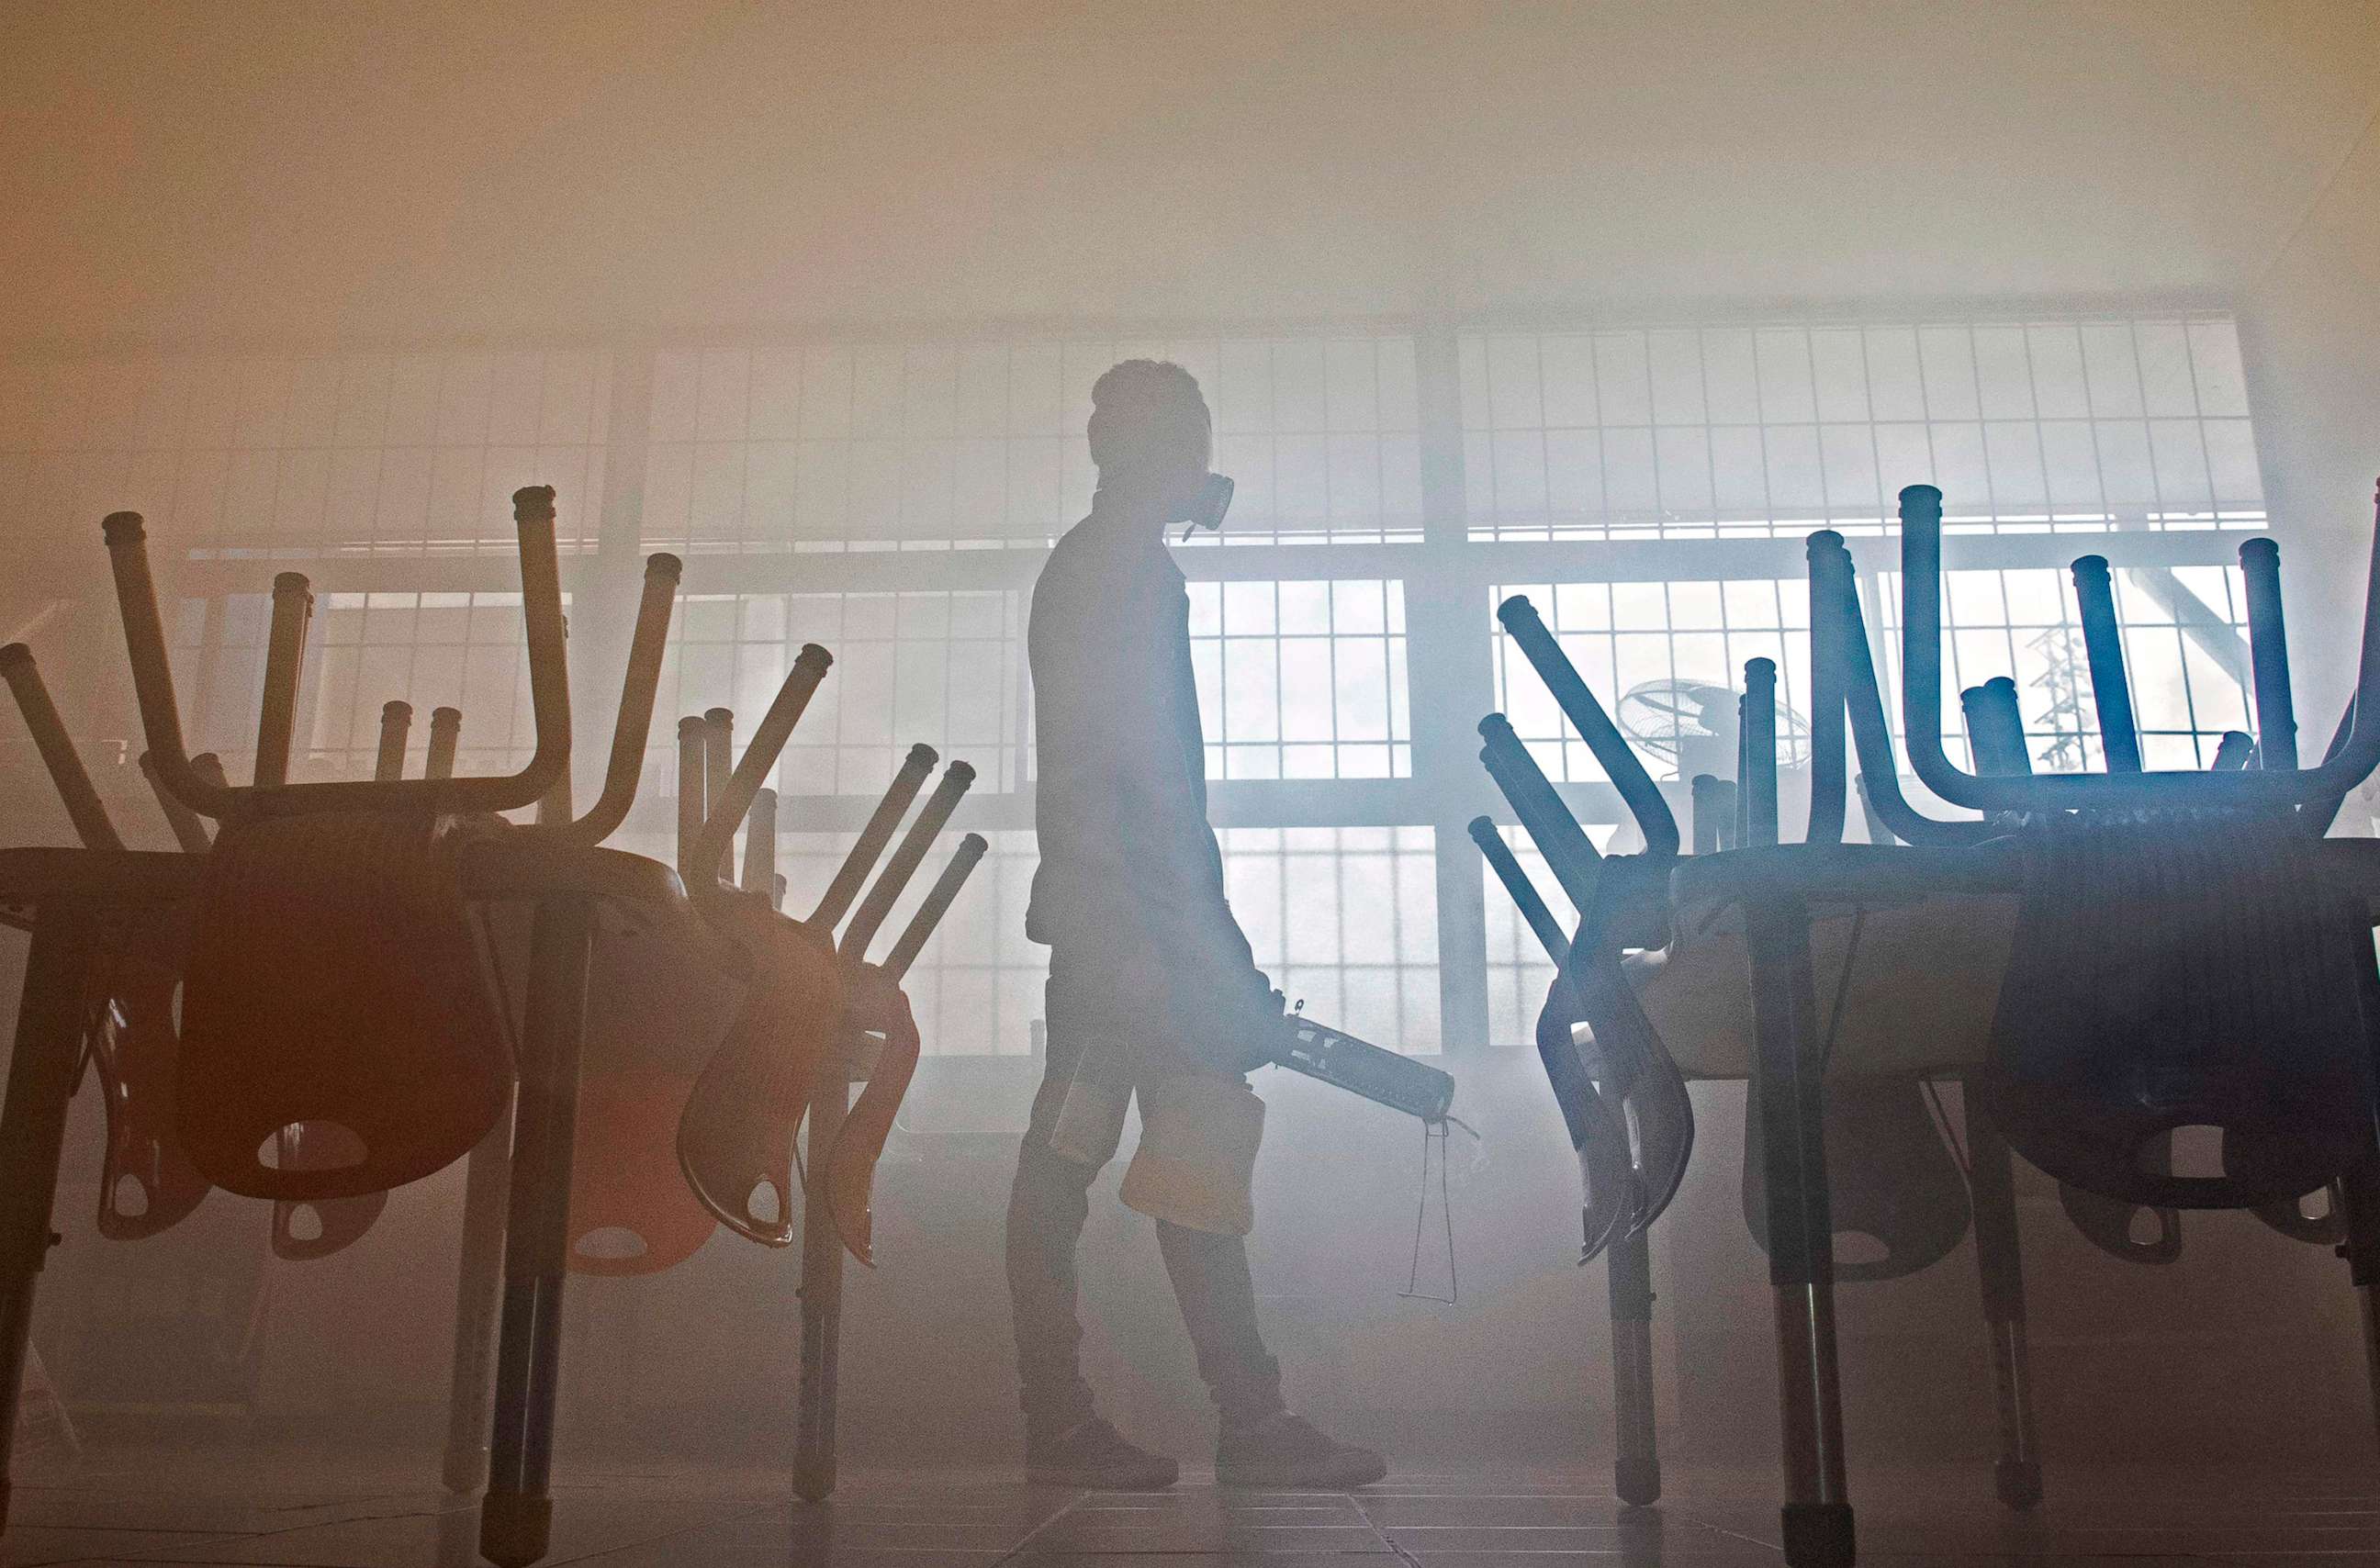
[0,914,96,1533]
[442,1095,518,1495]
[2336,1148,2380,1463]
[1962,1091,2043,1509]
[794,1068,850,1503]
[1745,894,1854,1568]
[480,901,595,1568]
[1607,1224,1661,1506]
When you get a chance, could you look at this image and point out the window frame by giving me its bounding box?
[37,308,2272,1058]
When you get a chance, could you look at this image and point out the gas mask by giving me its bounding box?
[1178,473,1235,543]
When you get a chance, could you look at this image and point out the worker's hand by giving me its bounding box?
[1221,976,1289,1076]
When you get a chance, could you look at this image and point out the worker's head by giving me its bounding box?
[1088,359,1215,523]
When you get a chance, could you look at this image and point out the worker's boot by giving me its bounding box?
[1217,1411,1387,1489]
[1026,1415,1180,1490]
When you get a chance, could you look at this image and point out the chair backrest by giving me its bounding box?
[1496,595,1681,858]
[107,490,565,818]
[1897,481,2380,814]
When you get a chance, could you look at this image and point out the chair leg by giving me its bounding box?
[2336,1150,2380,1462]
[794,1070,850,1505]
[1744,895,1855,1568]
[442,1093,517,1495]
[1608,1224,1661,1506]
[1961,1090,2043,1509]
[0,915,96,1535]
[480,901,594,1568]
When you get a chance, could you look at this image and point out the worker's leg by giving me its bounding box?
[1154,1219,1284,1426]
[1128,1070,1385,1488]
[1005,1006,1106,1446]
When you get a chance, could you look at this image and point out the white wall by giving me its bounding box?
[2244,110,2380,712]
[4,1,2378,345]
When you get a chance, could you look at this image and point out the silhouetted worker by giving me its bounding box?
[1009,360,1387,1490]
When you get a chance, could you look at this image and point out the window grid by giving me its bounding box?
[1461,319,2264,541]
[657,589,1030,798]
[3,310,2280,1058]
[1481,823,1622,1052]
[1871,566,2254,776]
[1190,579,1412,780]
[307,591,552,779]
[1222,826,1442,1054]
[1490,578,1813,786]
[168,589,559,788]
[0,352,612,559]
[638,334,1421,554]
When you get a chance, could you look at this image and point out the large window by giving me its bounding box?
[638,333,1421,553]
[0,350,613,558]
[661,588,1030,796]
[1191,580,1411,780]
[155,588,555,789]
[1873,564,2254,776]
[4,310,2275,1055]
[1481,823,1620,1052]
[1224,825,1441,1050]
[1489,577,1812,786]
[1462,319,2262,541]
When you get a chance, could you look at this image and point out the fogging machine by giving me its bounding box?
[1269,1009,1456,1124]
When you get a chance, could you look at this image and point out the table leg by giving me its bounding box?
[1962,1089,2042,1509]
[480,901,593,1568]
[0,913,95,1535]
[1745,895,1854,1568]
[2337,1149,2380,1464]
[442,1092,517,1495]
[794,1070,849,1505]
[1607,1224,1661,1506]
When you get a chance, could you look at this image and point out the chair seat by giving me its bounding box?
[0,846,203,915]
[1609,838,2380,1081]
[464,842,748,1078]
[1622,844,2023,1080]
[1625,888,2019,1079]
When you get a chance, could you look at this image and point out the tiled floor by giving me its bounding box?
[7,1453,2380,1566]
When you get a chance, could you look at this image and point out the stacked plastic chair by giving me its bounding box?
[669,695,985,1500]
[1,644,214,1245]
[0,659,493,1260]
[1476,481,2380,1568]
[0,485,990,1555]
[0,487,735,1567]
[1474,644,1999,1518]
[2,660,533,1531]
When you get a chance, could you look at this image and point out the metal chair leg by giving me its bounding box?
[480,901,594,1568]
[0,914,96,1534]
[1744,895,1855,1568]
[2336,1150,2380,1462]
[1962,1090,2043,1509]
[794,1070,850,1504]
[442,1093,517,1495]
[1608,1224,1661,1506]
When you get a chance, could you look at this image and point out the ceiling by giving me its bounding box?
[5,0,2378,346]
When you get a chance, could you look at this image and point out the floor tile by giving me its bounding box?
[0,1526,245,1568]
[12,1457,2380,1567]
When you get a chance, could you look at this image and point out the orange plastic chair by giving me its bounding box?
[665,671,985,1502]
[270,700,444,1260]
[0,650,395,1265]
[563,1064,718,1277]
[0,644,210,1243]
[157,562,516,1204]
[824,830,988,1265]
[95,489,735,1568]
